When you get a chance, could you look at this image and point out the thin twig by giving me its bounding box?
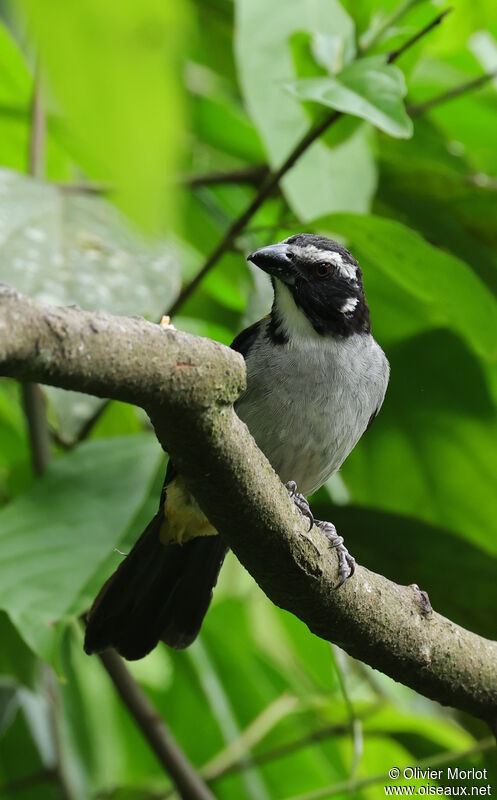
[98,650,215,800]
[386,7,452,63]
[54,179,112,195]
[23,63,52,476]
[331,646,363,779]
[408,68,497,116]
[28,60,45,178]
[22,382,51,475]
[359,0,425,53]
[208,722,361,781]
[0,768,57,796]
[285,738,496,800]
[168,7,452,317]
[182,163,269,188]
[158,702,384,795]
[43,666,79,800]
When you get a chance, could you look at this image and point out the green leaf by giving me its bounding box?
[0,20,73,178]
[0,168,181,437]
[375,118,497,300]
[409,55,497,176]
[0,435,161,665]
[312,503,497,641]
[0,170,180,316]
[19,0,190,231]
[0,612,37,688]
[286,57,413,138]
[340,331,497,556]
[193,95,266,163]
[235,0,377,219]
[314,213,497,360]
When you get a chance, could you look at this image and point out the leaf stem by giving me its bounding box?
[359,0,425,53]
[408,68,497,116]
[387,7,453,63]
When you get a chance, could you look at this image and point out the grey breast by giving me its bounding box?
[235,322,389,496]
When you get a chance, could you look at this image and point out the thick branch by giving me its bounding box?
[1,285,497,724]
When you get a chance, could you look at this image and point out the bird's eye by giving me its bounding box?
[314,262,333,280]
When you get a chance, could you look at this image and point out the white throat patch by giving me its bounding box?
[273,282,321,343]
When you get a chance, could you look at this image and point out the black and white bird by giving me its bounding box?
[85,234,390,660]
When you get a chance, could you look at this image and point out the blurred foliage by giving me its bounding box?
[0,0,496,798]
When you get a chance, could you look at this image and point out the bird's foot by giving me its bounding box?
[315,519,356,587]
[285,480,314,531]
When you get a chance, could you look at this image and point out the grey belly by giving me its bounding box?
[236,394,346,495]
[234,341,384,496]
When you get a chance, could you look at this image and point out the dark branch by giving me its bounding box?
[23,63,51,476]
[99,650,215,800]
[182,164,269,188]
[408,69,497,116]
[386,7,452,64]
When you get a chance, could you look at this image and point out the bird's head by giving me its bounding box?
[247,233,370,341]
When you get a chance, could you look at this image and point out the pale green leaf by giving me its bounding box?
[315,213,497,360]
[0,168,181,436]
[286,57,413,138]
[235,0,377,219]
[18,0,190,231]
[0,170,180,316]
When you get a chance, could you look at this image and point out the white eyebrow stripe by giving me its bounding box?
[341,297,359,314]
[289,243,358,282]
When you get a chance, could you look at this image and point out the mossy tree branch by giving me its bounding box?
[1,284,497,728]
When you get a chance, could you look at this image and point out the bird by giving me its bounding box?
[84,233,390,660]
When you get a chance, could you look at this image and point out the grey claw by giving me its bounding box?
[285,481,314,531]
[315,520,355,587]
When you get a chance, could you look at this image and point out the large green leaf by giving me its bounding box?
[375,118,497,300]
[0,168,181,437]
[0,170,180,316]
[18,0,189,232]
[0,435,161,664]
[235,0,377,220]
[312,503,497,641]
[314,213,497,360]
[0,19,74,178]
[340,331,497,556]
[286,57,413,138]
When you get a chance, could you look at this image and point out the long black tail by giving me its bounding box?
[84,514,228,660]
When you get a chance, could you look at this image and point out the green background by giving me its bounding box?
[0,0,496,797]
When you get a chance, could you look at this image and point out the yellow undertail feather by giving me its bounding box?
[161,476,217,545]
